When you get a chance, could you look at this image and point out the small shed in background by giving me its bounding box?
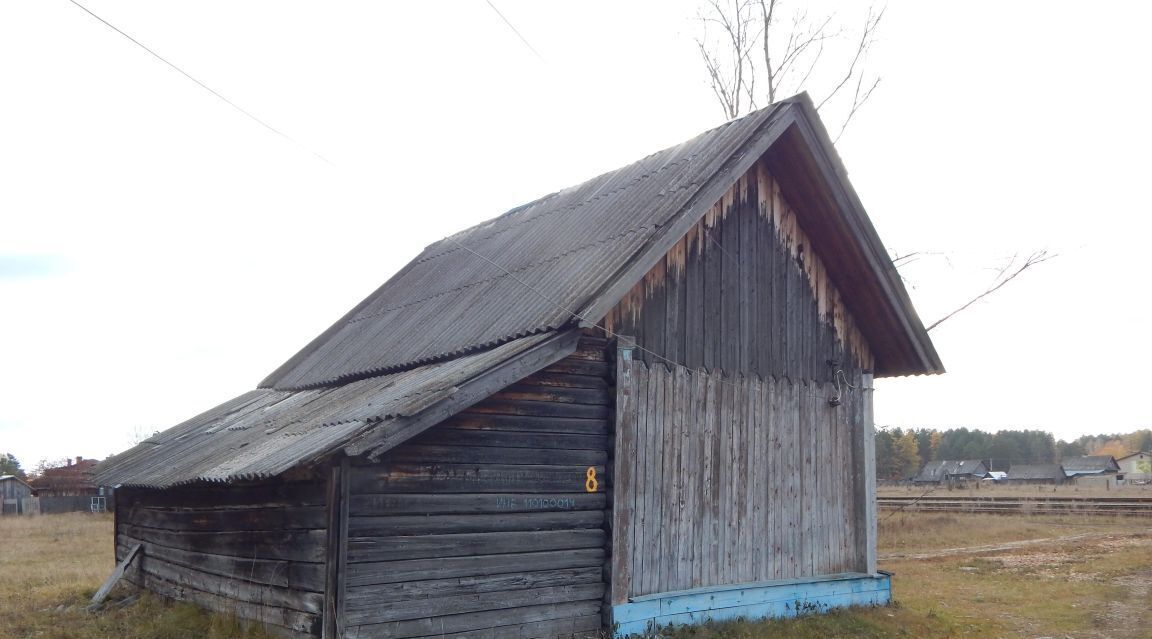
[913,460,989,484]
[0,475,34,515]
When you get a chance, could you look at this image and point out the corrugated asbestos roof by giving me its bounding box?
[99,94,943,488]
[95,333,559,488]
[914,460,988,482]
[261,94,941,391]
[1061,455,1120,475]
[260,107,784,390]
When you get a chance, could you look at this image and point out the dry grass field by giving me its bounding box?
[878,482,1152,499]
[669,513,1152,639]
[1,511,1149,638]
[0,513,275,639]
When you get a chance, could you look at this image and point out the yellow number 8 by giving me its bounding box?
[585,467,599,493]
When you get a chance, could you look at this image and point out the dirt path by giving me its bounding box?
[1090,564,1152,639]
[884,531,1152,639]
[879,531,1133,561]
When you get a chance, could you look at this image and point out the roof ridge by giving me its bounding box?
[418,110,765,259]
[416,151,703,265]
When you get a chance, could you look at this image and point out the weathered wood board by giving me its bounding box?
[611,360,864,600]
[114,480,327,637]
[341,336,612,637]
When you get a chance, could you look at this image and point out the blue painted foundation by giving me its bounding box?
[612,572,892,636]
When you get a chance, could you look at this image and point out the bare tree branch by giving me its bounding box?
[696,0,760,120]
[793,39,826,94]
[697,38,735,119]
[834,74,880,143]
[814,5,884,112]
[925,250,1057,332]
[694,2,1048,336]
[696,0,881,137]
[890,251,921,266]
[773,14,835,93]
[759,0,776,103]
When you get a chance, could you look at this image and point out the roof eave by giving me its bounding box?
[580,95,942,377]
[779,94,943,377]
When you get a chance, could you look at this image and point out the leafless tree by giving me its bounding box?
[695,0,883,140]
[695,2,1053,328]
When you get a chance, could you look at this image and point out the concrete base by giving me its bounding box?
[612,572,891,636]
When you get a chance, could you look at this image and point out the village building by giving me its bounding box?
[96,94,942,638]
[1061,455,1121,487]
[30,456,100,497]
[1116,451,1151,484]
[912,460,989,484]
[0,475,34,516]
[29,456,109,514]
[1004,463,1066,485]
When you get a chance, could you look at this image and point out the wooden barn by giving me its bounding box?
[1061,455,1120,480]
[96,94,942,638]
[1005,463,1066,485]
[913,460,990,484]
[0,475,34,515]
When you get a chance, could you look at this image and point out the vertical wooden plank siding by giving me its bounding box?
[857,373,878,575]
[339,335,611,637]
[603,162,874,382]
[784,379,801,581]
[323,462,345,639]
[603,157,880,607]
[610,339,636,605]
[612,360,865,598]
[765,376,781,580]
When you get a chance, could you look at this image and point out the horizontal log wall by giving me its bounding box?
[115,481,328,638]
[341,336,611,638]
[613,358,862,600]
[602,161,873,381]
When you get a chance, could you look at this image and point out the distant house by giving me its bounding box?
[913,460,989,484]
[0,475,34,515]
[28,457,110,514]
[29,457,99,497]
[1117,451,1151,483]
[1005,463,1065,484]
[1061,455,1120,479]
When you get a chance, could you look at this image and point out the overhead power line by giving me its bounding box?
[65,0,331,165]
[483,0,544,61]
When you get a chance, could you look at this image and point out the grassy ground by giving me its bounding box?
[662,512,1152,639]
[0,513,275,639]
[1,511,1149,638]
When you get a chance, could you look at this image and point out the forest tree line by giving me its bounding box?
[875,427,1152,480]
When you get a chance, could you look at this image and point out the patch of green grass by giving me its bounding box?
[657,603,972,639]
[2,590,280,639]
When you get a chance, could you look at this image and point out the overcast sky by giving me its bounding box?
[2,1,1149,467]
